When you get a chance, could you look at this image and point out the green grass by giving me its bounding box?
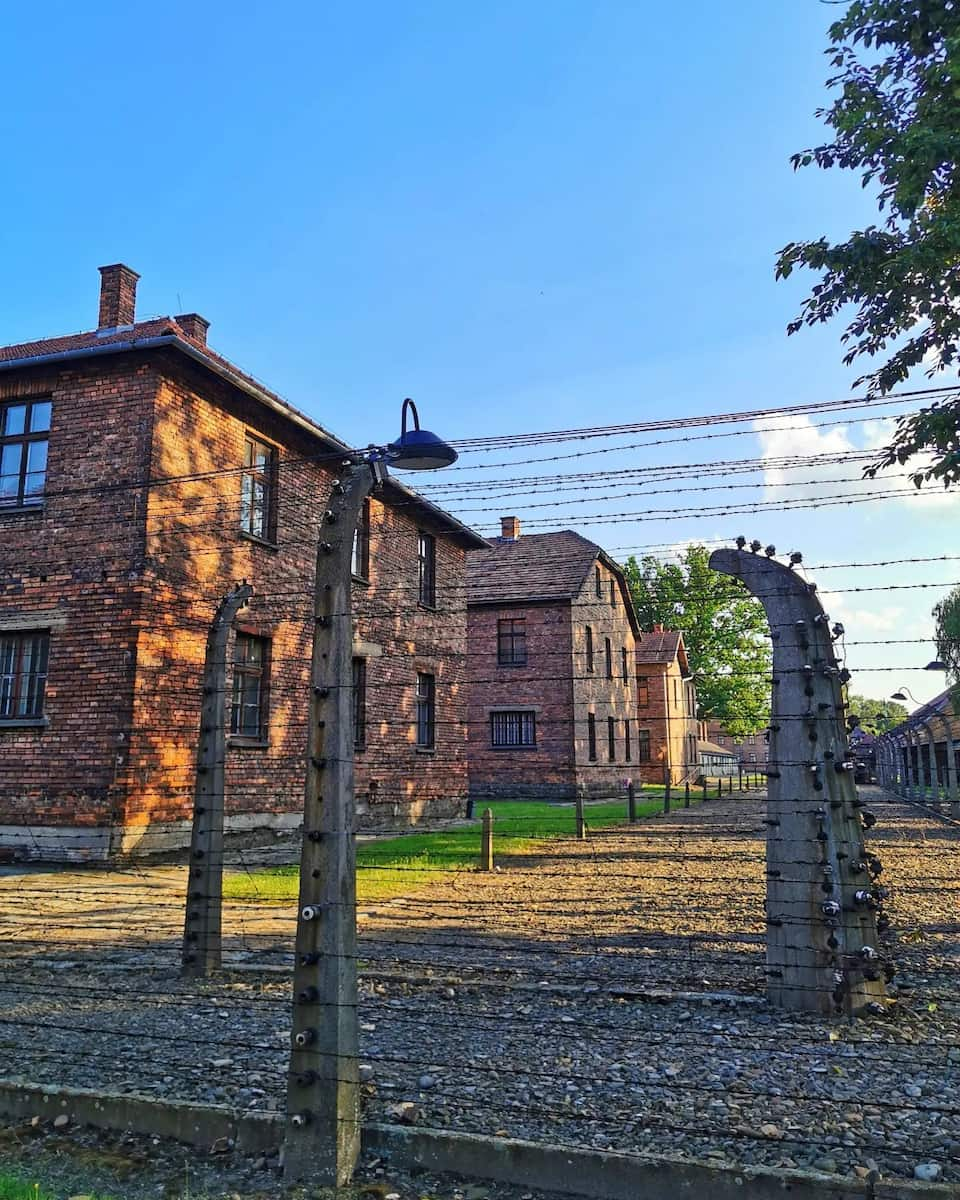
[223,792,674,904]
[0,1173,115,1200]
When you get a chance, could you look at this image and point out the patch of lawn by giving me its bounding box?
[223,793,672,904]
[0,1172,116,1200]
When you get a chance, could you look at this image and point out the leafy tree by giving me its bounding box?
[932,583,960,680]
[777,0,960,488]
[623,545,771,735]
[846,693,908,733]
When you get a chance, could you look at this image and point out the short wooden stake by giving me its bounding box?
[481,808,494,871]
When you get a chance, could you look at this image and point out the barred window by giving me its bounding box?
[0,631,49,720]
[585,626,594,673]
[595,566,602,597]
[497,618,527,666]
[621,646,628,680]
[587,712,597,761]
[1,399,51,508]
[240,436,276,541]
[352,499,371,580]
[607,715,616,762]
[416,672,435,748]
[490,710,536,748]
[231,633,269,739]
[624,718,632,762]
[605,637,613,678]
[637,729,651,763]
[418,532,436,606]
[353,657,367,750]
[637,676,649,706]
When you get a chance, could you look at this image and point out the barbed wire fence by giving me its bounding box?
[0,400,958,1191]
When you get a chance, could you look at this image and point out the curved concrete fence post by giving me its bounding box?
[920,720,941,810]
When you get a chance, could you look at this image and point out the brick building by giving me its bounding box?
[705,721,770,771]
[634,627,702,785]
[465,518,640,799]
[0,264,486,861]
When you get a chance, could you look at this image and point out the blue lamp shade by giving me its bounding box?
[387,398,458,471]
[925,660,948,672]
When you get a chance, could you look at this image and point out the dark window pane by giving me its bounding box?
[497,618,527,666]
[0,631,49,719]
[587,712,597,761]
[230,633,268,738]
[353,657,367,749]
[416,672,435,748]
[418,533,436,606]
[240,437,275,540]
[490,710,536,747]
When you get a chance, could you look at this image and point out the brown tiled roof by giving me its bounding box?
[466,530,606,602]
[0,317,488,550]
[698,739,738,757]
[635,630,682,664]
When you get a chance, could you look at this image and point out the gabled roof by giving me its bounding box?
[698,738,738,758]
[465,529,640,633]
[0,317,487,551]
[635,628,690,676]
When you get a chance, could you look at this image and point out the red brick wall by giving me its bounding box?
[0,358,156,848]
[466,556,638,800]
[634,662,701,784]
[466,602,576,798]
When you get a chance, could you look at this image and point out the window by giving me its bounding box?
[749,753,756,762]
[638,676,649,707]
[610,579,617,607]
[607,716,616,762]
[0,631,49,720]
[240,436,276,541]
[497,618,527,666]
[605,637,613,679]
[418,532,436,607]
[585,626,594,673]
[352,499,371,580]
[717,735,726,745]
[673,678,679,705]
[352,657,367,750]
[490,710,536,748]
[416,672,435,749]
[622,646,629,681]
[624,719,632,762]
[587,712,597,761]
[637,729,651,762]
[0,399,51,509]
[230,633,268,739]
[595,566,602,597]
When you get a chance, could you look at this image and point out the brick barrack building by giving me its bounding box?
[0,265,486,860]
[465,518,640,799]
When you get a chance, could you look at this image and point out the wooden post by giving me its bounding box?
[710,546,887,1016]
[627,782,637,823]
[575,793,586,840]
[702,777,708,803]
[727,775,733,795]
[716,777,722,798]
[739,765,743,792]
[663,771,671,814]
[684,781,690,808]
[480,808,494,870]
[181,581,253,978]
[284,460,380,1187]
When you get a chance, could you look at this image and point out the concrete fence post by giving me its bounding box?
[575,794,586,840]
[627,782,637,823]
[181,580,253,979]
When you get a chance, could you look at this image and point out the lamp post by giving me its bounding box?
[283,400,457,1188]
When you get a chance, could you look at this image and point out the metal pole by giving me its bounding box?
[284,460,379,1187]
[480,808,494,870]
[182,581,252,978]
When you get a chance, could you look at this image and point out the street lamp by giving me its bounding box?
[890,687,918,704]
[284,399,458,1188]
[925,660,948,672]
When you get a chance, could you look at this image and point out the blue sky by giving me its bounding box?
[2,1,954,703]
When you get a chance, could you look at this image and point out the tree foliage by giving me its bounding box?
[932,583,960,680]
[623,545,771,736]
[777,0,960,488]
[846,693,908,733]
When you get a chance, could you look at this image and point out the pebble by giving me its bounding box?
[914,1163,942,1182]
[905,1084,923,1098]
[52,1114,70,1130]
[418,1074,437,1090]
[359,1063,376,1083]
[812,1156,838,1173]
[759,1124,781,1139]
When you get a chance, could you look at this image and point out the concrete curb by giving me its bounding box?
[0,1080,952,1199]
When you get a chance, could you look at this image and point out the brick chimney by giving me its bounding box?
[98,264,140,329]
[653,623,664,632]
[500,515,520,540]
[174,313,210,345]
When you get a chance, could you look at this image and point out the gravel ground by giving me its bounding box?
[0,789,958,1190]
